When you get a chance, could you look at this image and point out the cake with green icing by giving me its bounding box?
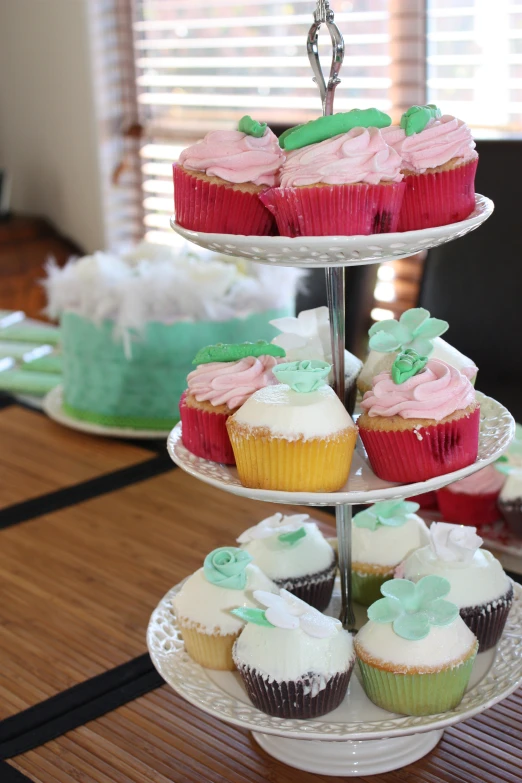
[45,244,299,431]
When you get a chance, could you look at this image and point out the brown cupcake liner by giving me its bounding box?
[460,586,514,652]
[235,662,354,719]
[273,561,337,612]
[498,500,522,538]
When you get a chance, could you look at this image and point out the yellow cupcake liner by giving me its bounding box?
[227,423,357,492]
[178,623,239,670]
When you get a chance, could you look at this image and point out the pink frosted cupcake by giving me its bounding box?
[382,105,478,231]
[436,465,506,527]
[174,115,284,235]
[260,109,405,237]
[358,352,480,483]
[180,342,284,464]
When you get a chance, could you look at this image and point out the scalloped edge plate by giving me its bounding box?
[167,391,514,506]
[171,194,493,268]
[147,580,522,742]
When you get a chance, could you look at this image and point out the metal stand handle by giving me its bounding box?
[308,2,355,630]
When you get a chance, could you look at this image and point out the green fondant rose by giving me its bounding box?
[272,360,331,393]
[193,341,286,365]
[354,499,420,532]
[231,606,275,626]
[280,108,392,151]
[203,547,252,590]
[368,307,449,358]
[368,576,459,640]
[400,104,441,136]
[238,115,267,138]
[391,348,428,384]
[278,527,306,546]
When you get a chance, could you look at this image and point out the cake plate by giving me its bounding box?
[147,580,522,776]
[170,194,493,268]
[167,390,514,506]
[43,385,173,440]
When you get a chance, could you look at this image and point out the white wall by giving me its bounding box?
[0,0,105,253]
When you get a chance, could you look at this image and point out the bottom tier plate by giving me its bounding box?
[167,391,514,505]
[147,581,522,747]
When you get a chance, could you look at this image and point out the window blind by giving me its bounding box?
[132,0,391,244]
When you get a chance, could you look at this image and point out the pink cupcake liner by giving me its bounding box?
[436,486,501,527]
[359,406,480,484]
[398,159,478,232]
[173,164,274,235]
[259,182,406,237]
[179,392,235,465]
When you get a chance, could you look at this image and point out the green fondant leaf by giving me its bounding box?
[381,579,416,606]
[231,607,275,627]
[409,336,436,358]
[367,596,402,624]
[399,307,430,332]
[278,527,306,546]
[353,509,379,531]
[414,317,449,340]
[238,115,268,138]
[272,360,331,393]
[393,611,430,640]
[281,108,391,151]
[425,599,459,627]
[193,341,285,365]
[368,331,401,353]
[414,575,451,604]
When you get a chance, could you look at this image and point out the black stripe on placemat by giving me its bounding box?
[0,394,16,411]
[0,653,164,760]
[0,762,33,782]
[0,452,176,529]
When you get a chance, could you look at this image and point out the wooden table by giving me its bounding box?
[0,398,520,783]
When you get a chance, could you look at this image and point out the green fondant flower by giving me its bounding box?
[400,104,441,136]
[280,108,391,151]
[272,360,331,393]
[278,527,306,546]
[203,547,252,590]
[368,576,459,640]
[192,341,285,365]
[238,115,267,138]
[231,607,274,626]
[353,500,420,532]
[368,307,449,357]
[391,348,428,384]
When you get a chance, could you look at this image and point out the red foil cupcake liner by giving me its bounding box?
[436,486,501,527]
[173,165,274,235]
[460,586,514,652]
[398,159,478,232]
[235,663,354,719]
[359,406,480,484]
[407,491,438,510]
[179,393,235,465]
[259,182,406,237]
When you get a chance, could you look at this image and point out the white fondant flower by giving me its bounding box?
[237,513,310,544]
[430,522,482,563]
[270,307,332,363]
[253,588,341,639]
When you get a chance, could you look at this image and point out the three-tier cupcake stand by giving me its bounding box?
[148,1,522,775]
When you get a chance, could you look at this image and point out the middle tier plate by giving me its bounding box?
[170,193,493,268]
[167,391,514,506]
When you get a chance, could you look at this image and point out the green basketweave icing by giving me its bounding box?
[61,307,293,428]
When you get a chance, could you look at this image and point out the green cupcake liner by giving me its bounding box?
[357,650,477,716]
[352,569,393,607]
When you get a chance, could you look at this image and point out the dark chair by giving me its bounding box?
[419,139,522,421]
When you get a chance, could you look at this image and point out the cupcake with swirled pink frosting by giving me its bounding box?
[180,341,285,464]
[259,108,406,237]
[358,353,479,483]
[382,105,478,231]
[174,115,285,235]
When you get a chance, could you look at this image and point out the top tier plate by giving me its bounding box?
[171,194,493,268]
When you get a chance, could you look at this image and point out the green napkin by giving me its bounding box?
[23,354,63,374]
[0,325,61,346]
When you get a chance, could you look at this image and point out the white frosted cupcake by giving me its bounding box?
[351,500,430,606]
[172,546,275,670]
[400,523,513,651]
[355,576,478,716]
[237,512,336,611]
[232,588,355,718]
[227,360,358,492]
[358,307,477,395]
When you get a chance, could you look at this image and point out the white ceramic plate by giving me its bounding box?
[167,391,514,506]
[43,385,172,440]
[147,580,522,743]
[170,194,493,268]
